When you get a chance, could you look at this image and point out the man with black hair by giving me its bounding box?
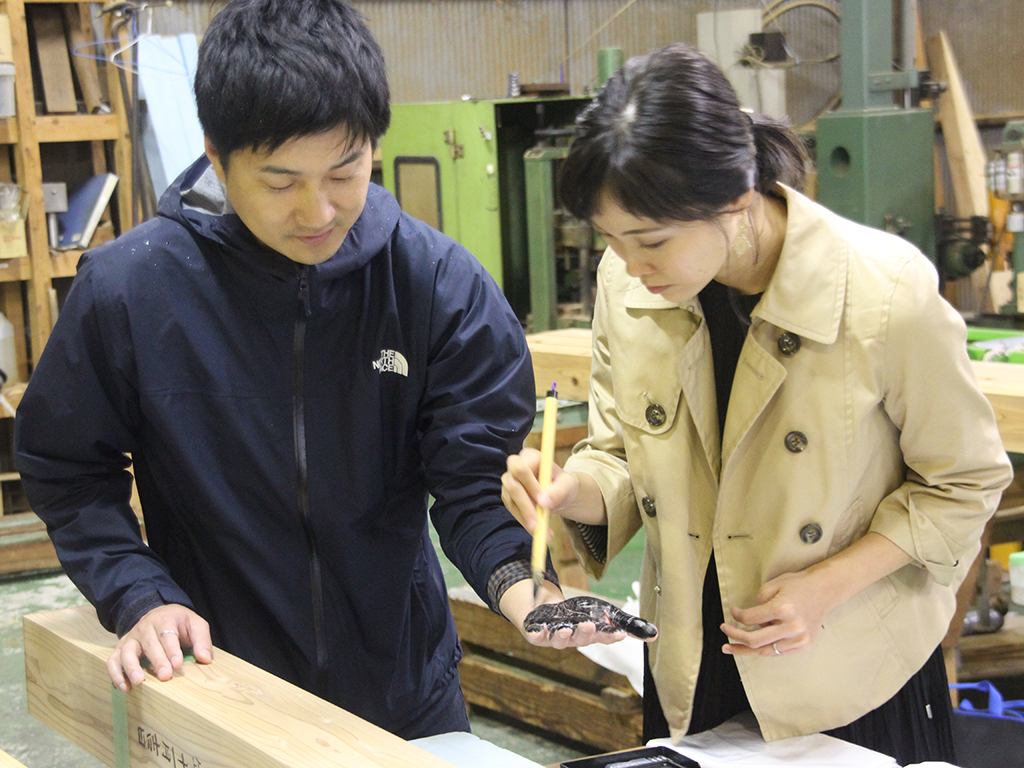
[14,0,578,738]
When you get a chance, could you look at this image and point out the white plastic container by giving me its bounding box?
[0,311,15,386]
[1011,550,1024,611]
[0,62,14,118]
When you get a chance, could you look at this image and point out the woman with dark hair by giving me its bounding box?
[502,43,1011,764]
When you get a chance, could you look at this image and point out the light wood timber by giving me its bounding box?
[24,605,458,768]
[0,748,28,767]
[8,0,56,364]
[35,113,119,142]
[927,31,988,220]
[957,613,1024,682]
[62,3,103,114]
[526,328,592,401]
[0,513,59,572]
[27,4,77,114]
[971,360,1024,454]
[0,282,27,382]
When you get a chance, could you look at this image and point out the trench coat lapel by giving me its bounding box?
[680,315,722,480]
[721,336,786,468]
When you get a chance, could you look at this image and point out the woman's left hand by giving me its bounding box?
[719,569,835,657]
[720,532,914,657]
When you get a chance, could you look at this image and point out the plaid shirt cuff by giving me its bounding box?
[486,558,559,615]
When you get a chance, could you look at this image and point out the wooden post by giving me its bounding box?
[24,606,458,768]
[7,0,53,365]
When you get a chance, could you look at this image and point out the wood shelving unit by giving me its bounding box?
[0,0,133,574]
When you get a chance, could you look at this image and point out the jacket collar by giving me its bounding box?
[622,185,849,345]
[752,184,848,345]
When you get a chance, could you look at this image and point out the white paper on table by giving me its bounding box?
[649,712,900,768]
[411,731,545,768]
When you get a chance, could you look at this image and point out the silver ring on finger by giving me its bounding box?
[159,630,178,639]
[772,642,781,655]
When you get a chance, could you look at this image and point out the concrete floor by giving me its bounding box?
[0,529,648,768]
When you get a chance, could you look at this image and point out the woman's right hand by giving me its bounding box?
[501,448,580,533]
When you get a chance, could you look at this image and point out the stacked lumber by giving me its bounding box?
[958,615,1024,682]
[23,605,457,768]
[450,585,643,753]
[0,749,27,768]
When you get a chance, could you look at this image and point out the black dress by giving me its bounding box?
[641,280,957,765]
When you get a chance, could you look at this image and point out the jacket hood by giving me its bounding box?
[156,155,401,280]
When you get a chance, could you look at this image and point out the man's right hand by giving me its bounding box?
[108,604,213,692]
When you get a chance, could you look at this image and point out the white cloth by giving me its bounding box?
[650,712,898,767]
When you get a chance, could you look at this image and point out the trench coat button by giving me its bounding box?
[784,431,808,453]
[800,523,823,545]
[654,584,662,594]
[642,496,657,517]
[645,403,666,427]
[778,332,801,356]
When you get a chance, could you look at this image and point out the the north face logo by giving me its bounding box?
[373,349,409,377]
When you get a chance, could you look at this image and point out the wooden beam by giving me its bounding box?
[8,0,56,364]
[457,655,641,753]
[0,749,28,768]
[28,4,78,115]
[24,606,458,768]
[927,31,988,219]
[35,113,120,142]
[527,329,592,402]
[62,3,103,114]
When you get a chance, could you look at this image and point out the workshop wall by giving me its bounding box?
[147,0,1021,125]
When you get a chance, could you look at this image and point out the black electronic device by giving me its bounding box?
[560,745,701,768]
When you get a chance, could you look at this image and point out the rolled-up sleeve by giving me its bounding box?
[869,255,1012,586]
[563,258,642,578]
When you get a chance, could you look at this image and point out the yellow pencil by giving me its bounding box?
[532,383,558,601]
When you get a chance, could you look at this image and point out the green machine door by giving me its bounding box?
[380,101,503,288]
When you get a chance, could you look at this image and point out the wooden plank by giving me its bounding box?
[457,654,642,753]
[927,31,988,219]
[0,118,18,144]
[0,749,28,768]
[23,605,458,768]
[971,361,1024,454]
[35,113,119,142]
[528,337,592,402]
[957,614,1024,682]
[28,4,78,115]
[62,3,102,114]
[0,281,28,382]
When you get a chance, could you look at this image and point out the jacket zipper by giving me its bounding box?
[294,266,329,697]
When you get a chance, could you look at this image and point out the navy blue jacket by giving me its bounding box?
[14,156,536,736]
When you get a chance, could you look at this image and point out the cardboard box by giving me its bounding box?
[0,217,27,260]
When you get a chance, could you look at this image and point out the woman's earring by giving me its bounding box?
[731,214,754,259]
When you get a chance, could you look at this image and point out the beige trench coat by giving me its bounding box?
[563,186,1012,742]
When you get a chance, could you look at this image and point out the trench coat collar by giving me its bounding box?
[621,185,848,346]
[753,184,848,345]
